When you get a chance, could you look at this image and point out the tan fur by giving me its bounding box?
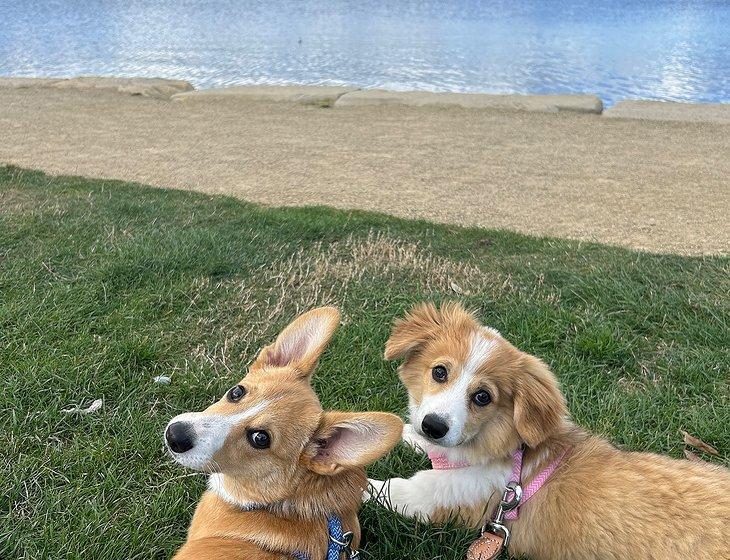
[169,307,403,560]
[385,302,730,560]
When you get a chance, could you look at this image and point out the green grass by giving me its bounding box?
[1,166,727,560]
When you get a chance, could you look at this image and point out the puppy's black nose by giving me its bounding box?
[421,414,449,440]
[165,422,195,453]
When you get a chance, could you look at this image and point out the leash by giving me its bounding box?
[428,445,569,560]
[503,446,569,521]
[292,515,358,560]
[468,445,570,559]
[326,515,359,560]
[241,503,357,560]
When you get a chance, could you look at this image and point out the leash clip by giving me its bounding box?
[483,481,522,548]
[330,530,359,559]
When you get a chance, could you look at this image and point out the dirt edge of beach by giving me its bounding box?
[1,78,728,256]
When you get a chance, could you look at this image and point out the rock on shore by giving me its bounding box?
[0,76,193,99]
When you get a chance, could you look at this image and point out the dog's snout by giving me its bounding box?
[166,421,196,453]
[421,414,449,440]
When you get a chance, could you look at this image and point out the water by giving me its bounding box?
[1,0,728,106]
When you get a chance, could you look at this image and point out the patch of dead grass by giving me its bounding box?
[0,188,78,217]
[0,189,43,214]
[188,230,510,372]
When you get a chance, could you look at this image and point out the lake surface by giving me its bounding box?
[1,0,728,105]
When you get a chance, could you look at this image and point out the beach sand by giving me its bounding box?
[1,86,727,255]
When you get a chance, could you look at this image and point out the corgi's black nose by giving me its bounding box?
[165,422,195,453]
[422,414,449,440]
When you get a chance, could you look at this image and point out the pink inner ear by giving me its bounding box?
[268,319,325,367]
[314,424,375,464]
[314,431,342,461]
[265,333,307,367]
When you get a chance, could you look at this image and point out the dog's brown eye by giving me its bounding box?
[432,365,448,383]
[227,385,246,402]
[472,390,492,406]
[247,430,271,449]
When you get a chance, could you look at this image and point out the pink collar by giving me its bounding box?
[427,450,470,470]
[504,446,569,520]
[428,445,569,519]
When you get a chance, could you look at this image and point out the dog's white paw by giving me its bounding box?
[402,423,426,452]
[364,478,387,502]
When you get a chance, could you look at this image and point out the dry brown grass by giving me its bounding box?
[0,189,45,214]
[0,184,91,217]
[187,231,511,374]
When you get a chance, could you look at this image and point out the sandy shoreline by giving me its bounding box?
[1,79,728,256]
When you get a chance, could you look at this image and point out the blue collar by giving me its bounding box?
[240,503,355,560]
[293,514,357,560]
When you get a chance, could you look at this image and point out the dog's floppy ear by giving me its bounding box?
[301,411,403,475]
[384,302,444,361]
[513,355,567,448]
[251,307,340,377]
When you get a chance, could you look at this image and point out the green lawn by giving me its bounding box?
[1,166,727,560]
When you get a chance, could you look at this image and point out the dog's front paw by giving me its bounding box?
[364,477,423,519]
[402,423,426,452]
[364,478,388,503]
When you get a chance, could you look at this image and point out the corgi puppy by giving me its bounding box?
[165,307,403,560]
[368,302,730,560]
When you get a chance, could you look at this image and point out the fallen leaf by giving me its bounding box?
[450,281,469,295]
[683,449,704,463]
[62,398,103,414]
[681,430,718,456]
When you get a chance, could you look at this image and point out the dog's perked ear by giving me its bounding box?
[385,301,477,361]
[301,412,404,475]
[384,302,444,361]
[513,355,567,448]
[251,307,341,377]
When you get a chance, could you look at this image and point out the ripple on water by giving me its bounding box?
[1,0,728,105]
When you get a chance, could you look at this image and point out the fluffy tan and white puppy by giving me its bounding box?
[368,302,730,560]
